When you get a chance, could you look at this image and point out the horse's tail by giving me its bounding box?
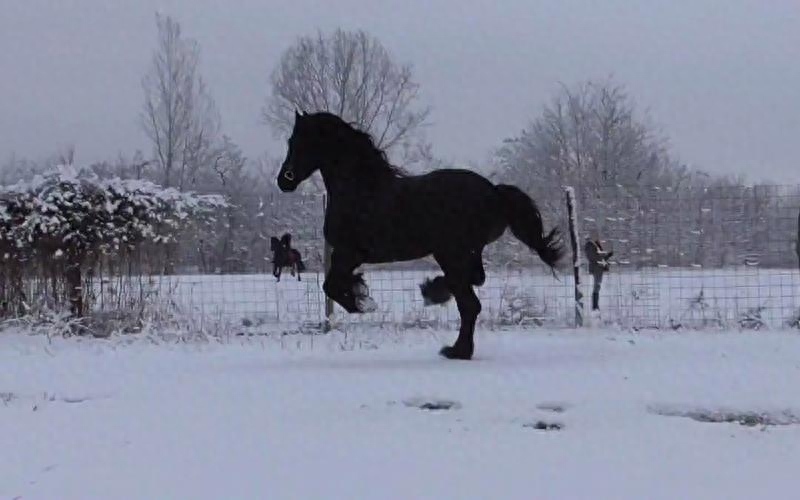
[496,184,564,270]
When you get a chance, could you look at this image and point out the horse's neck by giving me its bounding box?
[322,173,389,207]
[321,153,394,197]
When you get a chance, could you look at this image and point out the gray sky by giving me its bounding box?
[1,0,798,183]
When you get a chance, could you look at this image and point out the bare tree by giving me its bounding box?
[496,79,672,197]
[141,14,220,191]
[1,154,43,185]
[205,136,248,272]
[57,145,76,166]
[494,77,680,240]
[264,28,431,168]
[491,78,689,267]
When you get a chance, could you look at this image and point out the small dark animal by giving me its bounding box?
[270,233,305,282]
[276,111,564,360]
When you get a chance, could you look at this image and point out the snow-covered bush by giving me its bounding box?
[0,165,225,318]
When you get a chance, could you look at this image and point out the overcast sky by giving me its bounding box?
[1,0,798,183]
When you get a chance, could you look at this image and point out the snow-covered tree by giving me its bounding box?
[0,165,224,317]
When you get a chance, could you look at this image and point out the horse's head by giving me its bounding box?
[270,236,280,252]
[278,111,334,192]
[277,111,398,192]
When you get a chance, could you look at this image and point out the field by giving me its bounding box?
[2,328,800,499]
[127,266,800,331]
[4,266,800,499]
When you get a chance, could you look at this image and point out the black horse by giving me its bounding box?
[277,111,563,360]
[270,233,305,281]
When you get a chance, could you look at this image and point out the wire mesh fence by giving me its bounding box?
[3,183,799,332]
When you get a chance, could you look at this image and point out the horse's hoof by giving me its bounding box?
[439,345,473,360]
[356,296,378,313]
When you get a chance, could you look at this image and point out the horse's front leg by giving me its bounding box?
[322,248,376,313]
[273,262,281,282]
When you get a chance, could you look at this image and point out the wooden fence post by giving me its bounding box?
[795,209,799,271]
[565,187,583,327]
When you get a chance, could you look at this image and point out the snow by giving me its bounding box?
[2,328,800,499]
[0,165,225,256]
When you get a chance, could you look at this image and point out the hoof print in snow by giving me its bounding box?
[403,398,461,411]
[4,392,107,411]
[536,402,568,413]
[524,420,563,431]
[1,392,16,405]
[650,405,800,427]
[61,396,92,404]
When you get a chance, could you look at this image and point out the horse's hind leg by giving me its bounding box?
[420,249,483,304]
[435,254,481,360]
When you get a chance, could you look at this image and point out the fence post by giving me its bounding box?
[796,209,799,271]
[564,187,583,327]
[322,195,334,330]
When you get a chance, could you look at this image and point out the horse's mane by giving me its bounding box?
[311,112,406,179]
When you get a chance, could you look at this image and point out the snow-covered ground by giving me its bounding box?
[2,328,800,499]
